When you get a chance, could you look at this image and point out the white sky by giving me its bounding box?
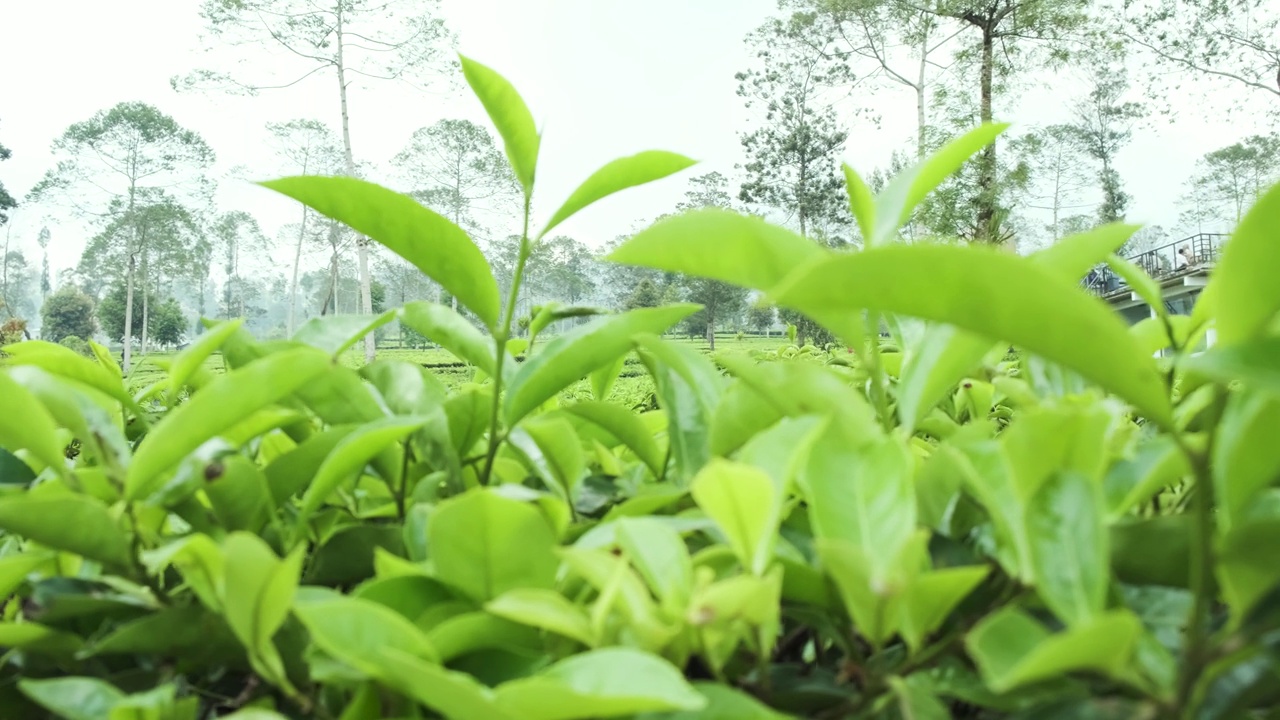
[0,0,1269,280]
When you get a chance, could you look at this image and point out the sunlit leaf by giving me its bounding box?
[607,209,826,291]
[504,305,699,425]
[493,648,705,719]
[1208,181,1280,344]
[428,489,560,602]
[770,243,1172,424]
[872,124,1008,245]
[260,176,502,328]
[542,151,696,237]
[399,301,499,376]
[126,347,330,501]
[459,54,540,194]
[293,311,398,355]
[0,495,131,568]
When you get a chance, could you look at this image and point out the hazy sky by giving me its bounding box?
[0,0,1269,280]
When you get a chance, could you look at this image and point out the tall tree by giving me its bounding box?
[179,0,456,363]
[1017,124,1093,243]
[267,119,345,335]
[0,124,16,227]
[738,21,852,239]
[36,227,51,300]
[77,191,205,354]
[1180,134,1280,227]
[213,211,270,320]
[846,0,1090,243]
[788,0,964,158]
[1121,0,1279,115]
[30,103,213,371]
[1067,65,1144,223]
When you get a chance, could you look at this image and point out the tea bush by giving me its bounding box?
[1,55,1279,720]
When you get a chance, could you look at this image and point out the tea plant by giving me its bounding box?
[0,54,1279,720]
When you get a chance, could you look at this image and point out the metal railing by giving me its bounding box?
[1082,233,1229,297]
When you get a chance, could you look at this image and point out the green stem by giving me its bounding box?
[864,312,893,431]
[481,194,533,486]
[395,440,411,519]
[1172,423,1218,718]
[126,504,170,605]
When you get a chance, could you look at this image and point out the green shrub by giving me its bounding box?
[56,334,91,357]
[0,56,1279,720]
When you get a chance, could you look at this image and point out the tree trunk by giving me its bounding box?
[287,205,311,336]
[706,314,716,351]
[916,27,929,161]
[334,4,377,363]
[975,25,998,245]
[141,278,150,356]
[122,181,138,373]
[124,255,136,372]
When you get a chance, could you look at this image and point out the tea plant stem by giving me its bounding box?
[394,439,411,520]
[1171,419,1219,717]
[864,311,893,431]
[481,195,533,485]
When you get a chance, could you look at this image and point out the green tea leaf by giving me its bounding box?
[428,489,560,602]
[800,425,915,580]
[966,607,1142,693]
[261,176,501,328]
[842,163,875,243]
[0,495,131,567]
[1183,337,1280,397]
[507,416,586,500]
[294,593,440,665]
[542,151,696,237]
[1,340,137,408]
[167,318,242,400]
[615,517,693,610]
[505,305,699,425]
[293,311,398,355]
[0,370,68,476]
[297,416,431,528]
[204,455,274,533]
[817,539,903,646]
[425,611,540,662]
[898,566,990,652]
[126,347,331,501]
[770,244,1172,425]
[591,354,627,402]
[222,533,304,683]
[0,622,83,656]
[493,648,705,719]
[141,534,226,612]
[1103,436,1189,521]
[1027,472,1108,626]
[637,683,794,719]
[459,55,540,194]
[872,124,1007,245]
[19,677,124,720]
[486,589,596,646]
[374,647,514,720]
[1213,392,1280,533]
[563,402,664,477]
[636,335,725,484]
[690,460,781,576]
[1111,516,1192,588]
[400,301,499,376]
[896,223,1138,432]
[607,209,825,291]
[1106,255,1165,318]
[1208,181,1280,344]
